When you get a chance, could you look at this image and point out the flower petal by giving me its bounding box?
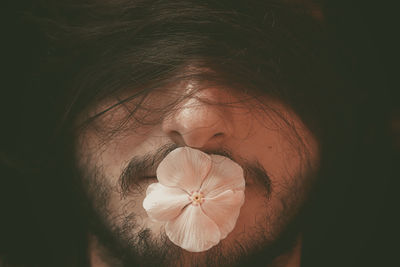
[200,155,245,198]
[165,205,221,252]
[143,183,190,221]
[202,189,245,239]
[157,147,212,193]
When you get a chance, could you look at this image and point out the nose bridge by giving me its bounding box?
[162,88,232,149]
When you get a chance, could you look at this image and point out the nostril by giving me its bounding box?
[212,133,225,141]
[171,130,180,137]
[210,132,225,143]
[169,130,186,146]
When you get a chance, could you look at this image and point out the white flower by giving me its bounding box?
[143,147,245,252]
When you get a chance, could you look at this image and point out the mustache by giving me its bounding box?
[119,143,178,197]
[119,144,271,197]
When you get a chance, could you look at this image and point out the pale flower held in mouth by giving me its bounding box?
[143,147,245,252]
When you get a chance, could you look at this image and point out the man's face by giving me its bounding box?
[76,82,319,266]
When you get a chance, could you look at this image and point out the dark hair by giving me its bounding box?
[1,0,397,266]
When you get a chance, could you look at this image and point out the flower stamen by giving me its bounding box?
[189,191,204,206]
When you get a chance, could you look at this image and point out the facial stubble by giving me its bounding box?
[80,146,313,267]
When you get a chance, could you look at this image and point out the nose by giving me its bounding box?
[162,88,233,149]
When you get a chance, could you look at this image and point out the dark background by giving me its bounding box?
[302,0,399,266]
[2,0,399,266]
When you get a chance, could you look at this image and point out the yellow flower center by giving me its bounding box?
[189,191,204,206]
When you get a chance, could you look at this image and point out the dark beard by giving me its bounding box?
[85,196,302,267]
[80,145,310,267]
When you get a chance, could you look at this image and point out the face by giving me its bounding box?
[75,81,319,266]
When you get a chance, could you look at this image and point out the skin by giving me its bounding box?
[76,81,319,267]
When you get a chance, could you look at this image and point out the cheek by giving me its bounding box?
[235,109,319,185]
[76,125,167,183]
[104,176,166,237]
[235,185,268,228]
